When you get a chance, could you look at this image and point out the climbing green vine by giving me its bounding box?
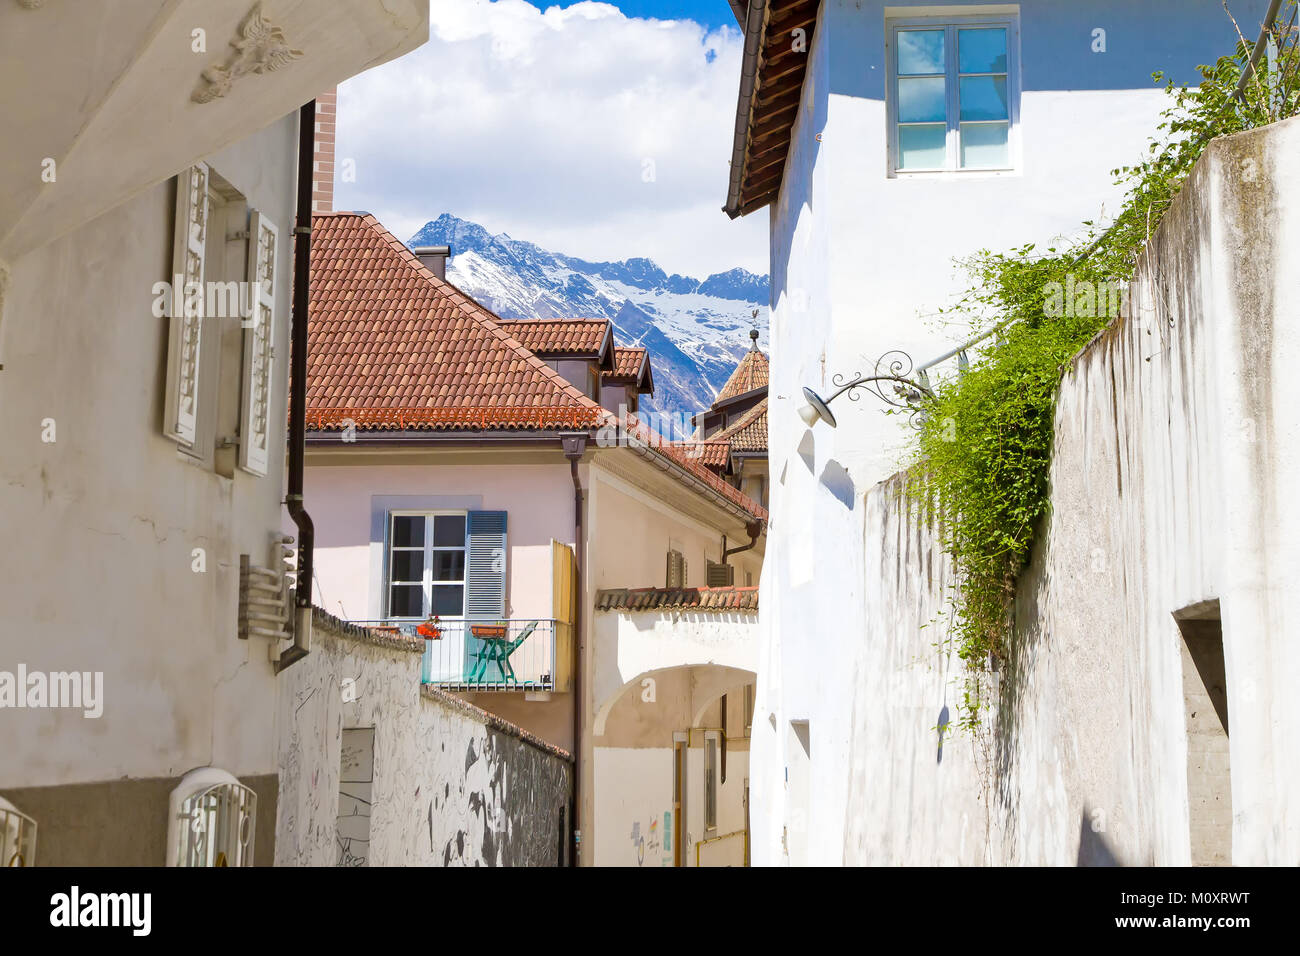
[907,16,1299,730]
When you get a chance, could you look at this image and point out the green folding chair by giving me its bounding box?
[467,621,538,684]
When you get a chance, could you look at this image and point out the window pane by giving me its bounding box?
[898,124,947,169]
[961,122,1010,167]
[390,549,424,583]
[958,28,1007,73]
[391,515,424,548]
[897,30,944,75]
[898,76,946,123]
[959,75,1008,121]
[433,514,466,548]
[389,584,424,617]
[431,550,465,582]
[431,585,464,616]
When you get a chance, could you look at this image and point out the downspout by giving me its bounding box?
[561,432,589,864]
[277,99,316,674]
[724,520,764,561]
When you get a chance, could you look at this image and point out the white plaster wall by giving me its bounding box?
[592,747,675,867]
[276,613,573,867]
[754,0,1272,865]
[0,116,299,789]
[794,115,1300,865]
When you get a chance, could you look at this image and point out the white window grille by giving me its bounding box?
[239,209,279,476]
[0,796,37,867]
[163,163,210,445]
[167,768,257,867]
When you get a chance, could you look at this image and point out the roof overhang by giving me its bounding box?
[0,0,429,259]
[723,0,821,219]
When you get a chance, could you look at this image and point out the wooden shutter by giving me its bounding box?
[465,511,508,618]
[163,164,209,445]
[706,560,734,587]
[239,210,278,476]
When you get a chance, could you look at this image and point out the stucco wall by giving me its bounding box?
[0,115,299,790]
[302,456,575,622]
[276,611,572,867]
[778,115,1300,865]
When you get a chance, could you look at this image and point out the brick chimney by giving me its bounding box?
[312,88,337,213]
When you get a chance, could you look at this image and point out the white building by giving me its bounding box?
[0,0,428,866]
[721,0,1277,864]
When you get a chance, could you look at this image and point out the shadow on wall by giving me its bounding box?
[820,460,855,509]
[1077,809,1123,866]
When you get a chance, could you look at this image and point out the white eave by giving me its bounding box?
[0,0,429,260]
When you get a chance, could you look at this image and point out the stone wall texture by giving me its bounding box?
[275,610,572,866]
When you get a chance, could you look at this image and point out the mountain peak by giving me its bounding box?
[403,214,769,422]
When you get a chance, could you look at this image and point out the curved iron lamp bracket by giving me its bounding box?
[825,351,936,429]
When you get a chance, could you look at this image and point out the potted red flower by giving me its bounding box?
[417,615,443,640]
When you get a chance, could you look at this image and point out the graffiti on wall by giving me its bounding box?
[629,811,672,866]
[337,726,375,866]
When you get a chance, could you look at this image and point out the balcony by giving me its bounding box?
[355,618,572,693]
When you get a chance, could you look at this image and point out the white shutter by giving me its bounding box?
[239,210,278,476]
[163,163,209,445]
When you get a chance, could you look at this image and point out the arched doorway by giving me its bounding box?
[592,664,755,867]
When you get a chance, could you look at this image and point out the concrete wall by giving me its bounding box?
[0,115,299,792]
[754,0,1274,865]
[276,610,573,867]
[768,115,1300,865]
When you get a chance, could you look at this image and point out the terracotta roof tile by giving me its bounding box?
[606,346,646,379]
[673,440,731,471]
[307,212,599,429]
[595,586,759,612]
[500,319,612,359]
[712,397,767,454]
[714,347,769,404]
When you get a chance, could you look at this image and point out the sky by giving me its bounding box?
[333,0,768,278]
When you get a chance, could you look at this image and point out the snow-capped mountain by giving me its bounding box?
[408,214,769,430]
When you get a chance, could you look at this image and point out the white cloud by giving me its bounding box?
[333,0,768,278]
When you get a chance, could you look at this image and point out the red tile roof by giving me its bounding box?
[499,319,612,362]
[604,346,653,394]
[714,347,769,404]
[712,397,767,454]
[595,586,759,612]
[673,440,732,470]
[607,346,647,380]
[307,212,598,428]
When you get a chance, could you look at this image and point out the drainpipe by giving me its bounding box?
[723,520,764,561]
[561,432,588,865]
[277,99,316,674]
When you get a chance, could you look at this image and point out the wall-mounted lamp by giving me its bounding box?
[798,350,937,430]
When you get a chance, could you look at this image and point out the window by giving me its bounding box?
[666,549,688,588]
[0,796,37,867]
[387,513,467,618]
[706,559,734,587]
[166,768,257,867]
[888,15,1018,173]
[704,733,719,831]
[162,164,278,477]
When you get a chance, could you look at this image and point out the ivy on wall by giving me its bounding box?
[906,13,1300,730]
